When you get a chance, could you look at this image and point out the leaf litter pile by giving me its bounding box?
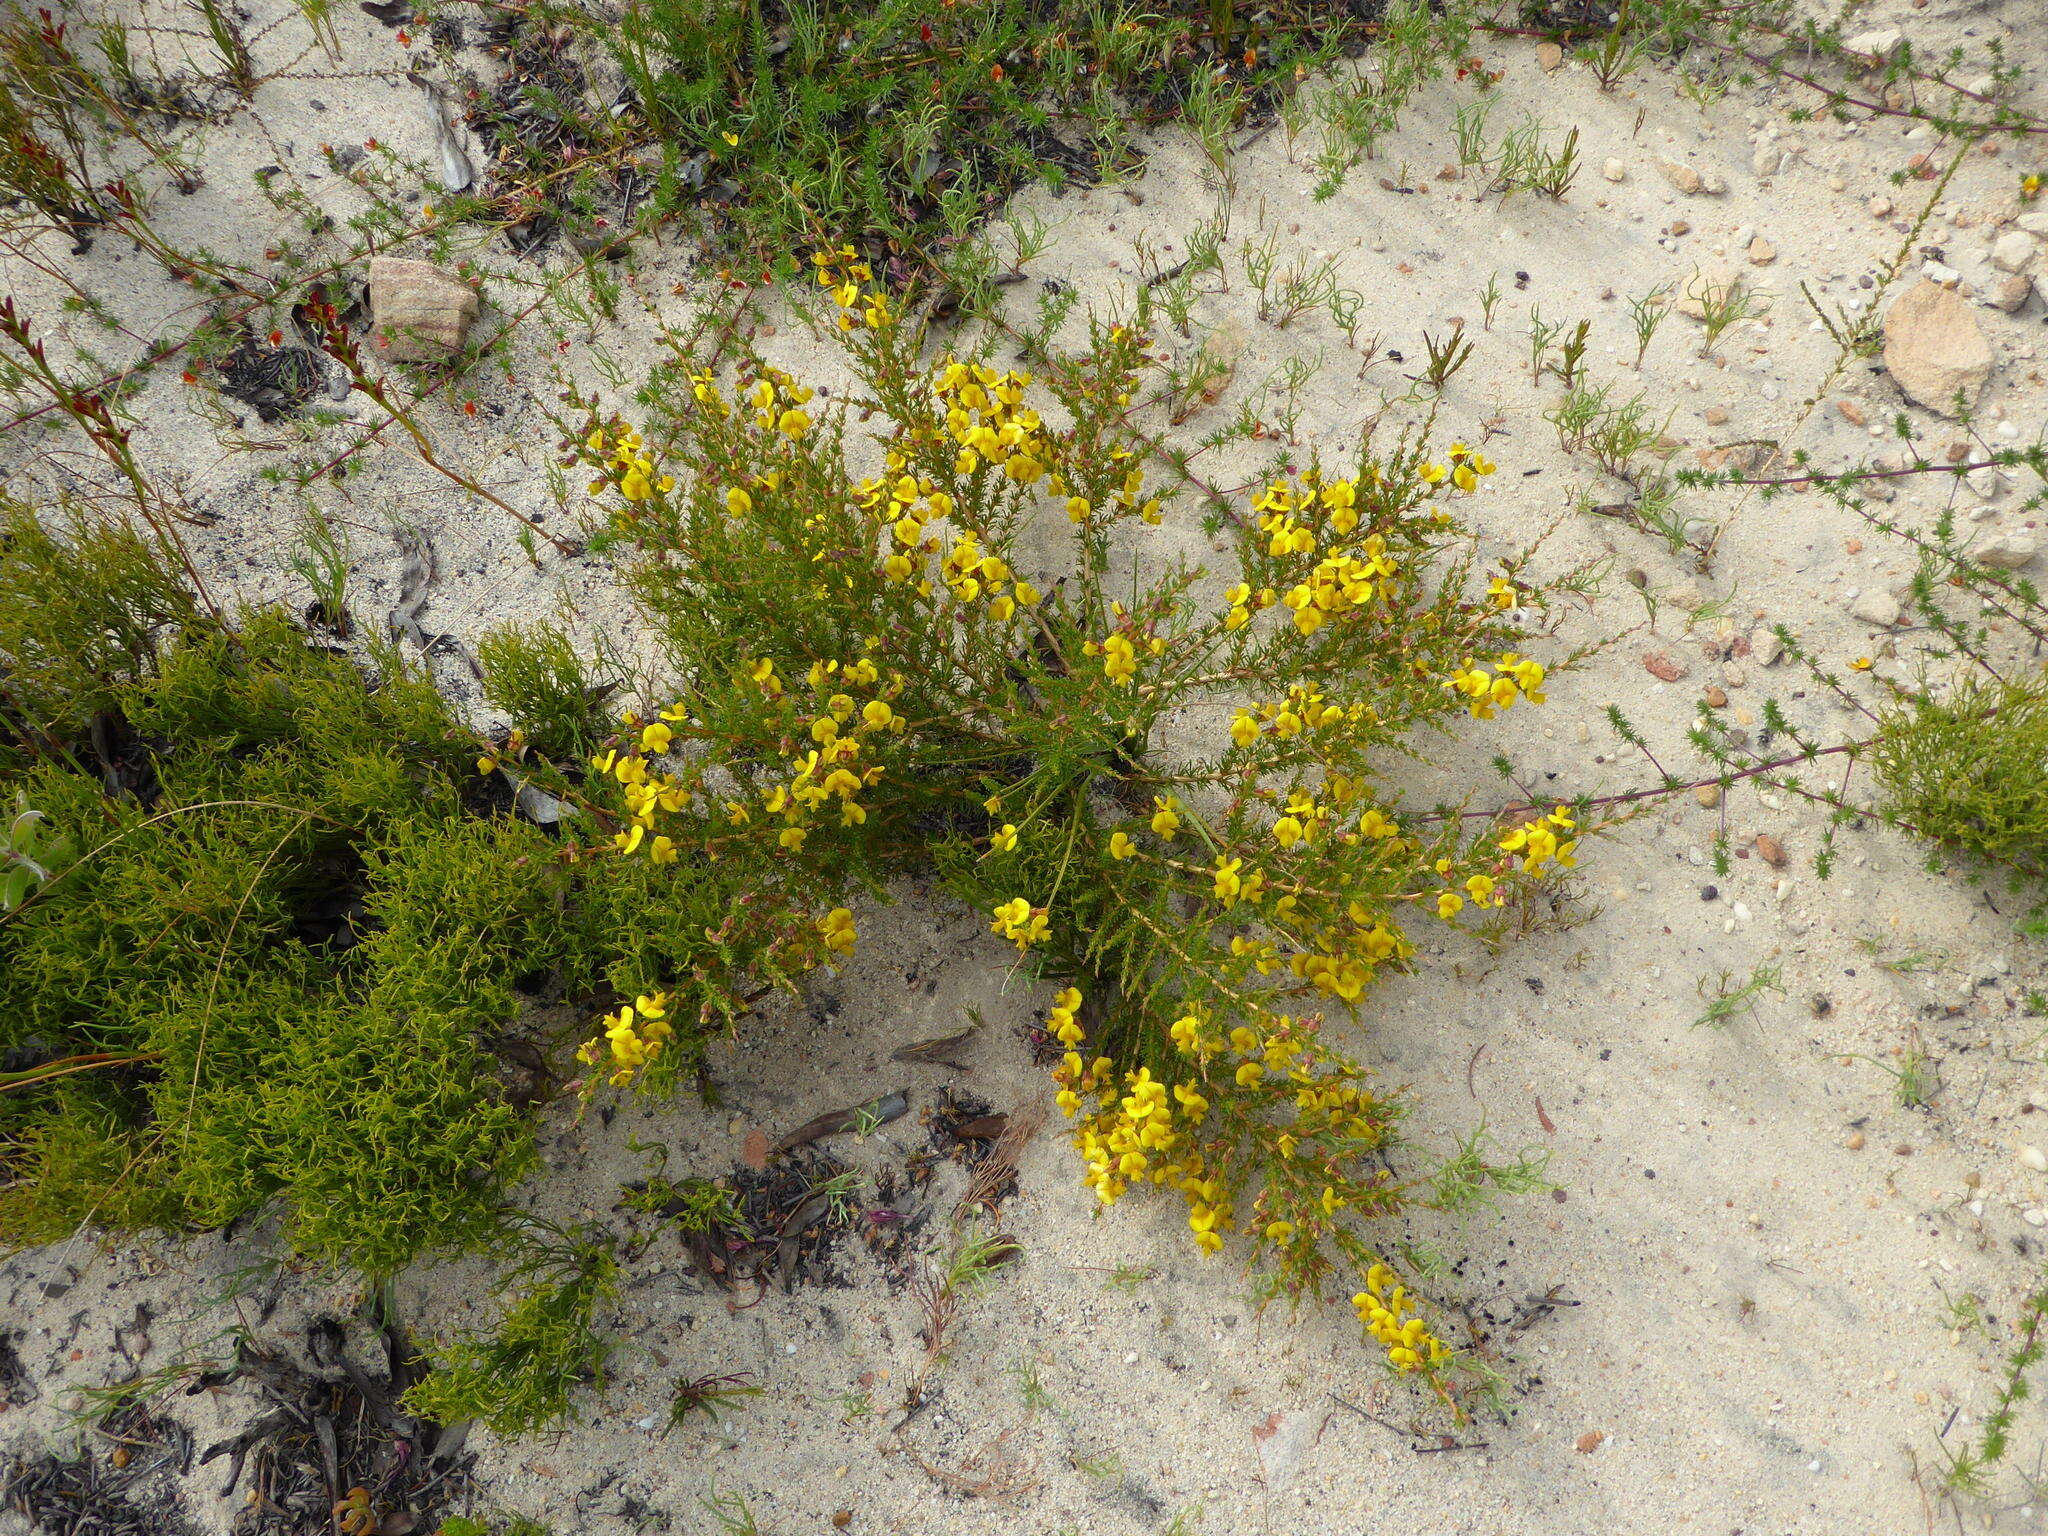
[2,1314,474,1536]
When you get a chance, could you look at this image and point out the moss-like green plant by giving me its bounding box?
[403,1224,618,1437]
[1873,678,2048,880]
[0,499,804,1271]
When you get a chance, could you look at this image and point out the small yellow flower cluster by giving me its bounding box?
[1066,460,1160,525]
[476,726,526,778]
[1352,1263,1452,1374]
[813,245,893,331]
[755,657,905,847]
[941,528,1040,620]
[1232,683,1354,747]
[1499,804,1578,874]
[817,907,858,957]
[934,359,1049,482]
[1281,537,1400,638]
[585,422,676,503]
[1445,652,1547,720]
[1486,574,1521,611]
[1046,985,1084,1047]
[1222,581,1277,632]
[1432,862,1503,921]
[1244,478,1407,636]
[576,992,674,1088]
[1289,907,1411,1002]
[1056,1052,1227,1247]
[990,896,1049,950]
[1417,442,1497,493]
[593,714,694,863]
[749,368,814,440]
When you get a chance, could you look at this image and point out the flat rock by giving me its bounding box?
[369,256,481,361]
[1883,279,1993,417]
[1972,533,2039,570]
[1844,27,1901,57]
[1752,144,1781,177]
[1849,588,1901,626]
[1536,41,1564,71]
[1992,230,2037,272]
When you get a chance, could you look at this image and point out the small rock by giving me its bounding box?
[1659,159,1704,195]
[1254,1409,1325,1494]
[1992,231,2038,273]
[1704,405,1730,425]
[1882,280,1994,418]
[1535,41,1564,71]
[1723,662,1747,687]
[2021,1145,2048,1173]
[1972,532,2039,570]
[1869,196,1894,217]
[1967,466,2006,501]
[1747,234,1776,266]
[368,256,480,362]
[1850,588,1901,626]
[1703,685,1728,708]
[1576,1430,1606,1454]
[1643,652,1688,683]
[1844,28,1901,58]
[1602,157,1627,183]
[1846,1131,1865,1151]
[2020,210,2048,237]
[1752,144,1782,178]
[2027,1208,2048,1228]
[1750,629,1783,667]
[1695,783,1722,808]
[1835,397,1866,426]
[1754,833,1787,868]
[1700,168,1728,196]
[1989,271,2034,313]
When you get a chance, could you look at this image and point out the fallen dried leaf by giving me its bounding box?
[741,1128,770,1170]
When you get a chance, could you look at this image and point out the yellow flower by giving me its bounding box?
[1101,633,1138,685]
[1108,831,1136,860]
[1211,857,1243,903]
[778,826,807,851]
[1464,873,1496,905]
[1436,890,1464,920]
[1150,796,1181,839]
[726,486,753,515]
[818,907,858,955]
[649,835,678,864]
[778,407,811,437]
[1230,712,1259,749]
[990,823,1019,853]
[639,722,674,755]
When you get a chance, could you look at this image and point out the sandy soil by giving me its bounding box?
[5,0,2048,1532]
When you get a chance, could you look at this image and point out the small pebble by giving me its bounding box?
[1846,1132,1865,1151]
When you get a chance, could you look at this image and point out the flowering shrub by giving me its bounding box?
[556,259,1581,1401]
